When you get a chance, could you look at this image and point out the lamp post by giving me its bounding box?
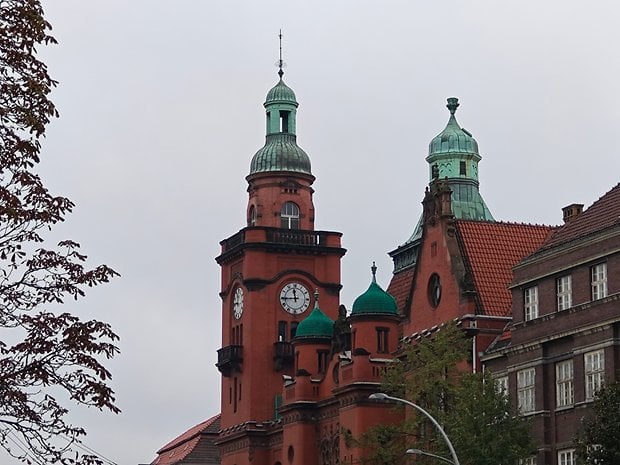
[368,393,460,465]
[406,449,455,465]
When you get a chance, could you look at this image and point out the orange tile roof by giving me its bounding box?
[386,267,415,312]
[151,414,220,465]
[456,221,554,316]
[539,183,620,250]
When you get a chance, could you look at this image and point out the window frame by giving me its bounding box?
[556,275,572,311]
[517,367,536,413]
[558,449,576,465]
[376,327,389,354]
[555,359,574,408]
[495,375,509,396]
[585,349,605,401]
[280,201,300,229]
[524,285,539,321]
[591,263,608,301]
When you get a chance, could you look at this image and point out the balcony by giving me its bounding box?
[273,341,294,371]
[217,227,345,262]
[216,345,243,377]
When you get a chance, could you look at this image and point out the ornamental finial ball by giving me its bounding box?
[447,97,459,115]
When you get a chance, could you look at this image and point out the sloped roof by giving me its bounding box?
[151,414,220,465]
[386,267,415,313]
[456,221,554,316]
[538,183,620,251]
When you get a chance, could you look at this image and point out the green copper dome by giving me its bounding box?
[250,134,311,174]
[428,98,479,156]
[295,301,334,339]
[265,79,298,105]
[351,264,398,316]
[248,77,312,176]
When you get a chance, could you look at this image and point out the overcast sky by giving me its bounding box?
[9,1,619,464]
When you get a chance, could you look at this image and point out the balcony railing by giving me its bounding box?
[216,344,243,376]
[221,227,338,253]
[273,341,294,371]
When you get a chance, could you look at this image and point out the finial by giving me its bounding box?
[371,261,377,283]
[278,29,284,79]
[314,288,319,305]
[446,97,459,115]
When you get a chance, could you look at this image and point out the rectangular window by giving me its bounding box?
[524,286,539,321]
[519,457,536,465]
[317,350,329,374]
[376,327,389,354]
[557,275,572,311]
[591,263,608,300]
[517,368,535,413]
[459,160,467,175]
[556,360,574,407]
[558,449,576,465]
[517,368,536,413]
[495,375,509,396]
[278,321,288,342]
[585,349,605,400]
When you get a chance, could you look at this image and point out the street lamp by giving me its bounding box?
[368,393,460,465]
[406,449,455,465]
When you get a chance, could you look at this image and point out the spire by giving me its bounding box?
[249,35,312,176]
[371,261,377,283]
[278,29,284,79]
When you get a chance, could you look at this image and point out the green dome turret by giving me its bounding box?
[265,79,297,104]
[249,75,312,176]
[428,98,479,157]
[351,263,398,316]
[295,291,334,339]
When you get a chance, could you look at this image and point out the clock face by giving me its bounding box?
[232,287,244,319]
[279,282,311,314]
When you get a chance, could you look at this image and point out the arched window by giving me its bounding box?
[281,202,300,229]
[248,205,257,226]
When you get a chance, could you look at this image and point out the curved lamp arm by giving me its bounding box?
[369,393,460,465]
[406,449,455,465]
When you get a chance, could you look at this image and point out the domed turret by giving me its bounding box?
[248,76,312,176]
[265,79,297,104]
[428,97,479,157]
[295,292,334,339]
[351,263,398,316]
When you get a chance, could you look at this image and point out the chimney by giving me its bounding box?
[562,203,584,224]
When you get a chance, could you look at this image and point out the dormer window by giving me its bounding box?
[281,202,300,229]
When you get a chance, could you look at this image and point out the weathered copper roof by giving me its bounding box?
[537,183,620,251]
[151,414,220,465]
[295,304,334,338]
[456,221,554,316]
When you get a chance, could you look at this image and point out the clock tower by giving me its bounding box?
[215,65,345,463]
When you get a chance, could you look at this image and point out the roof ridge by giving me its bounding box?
[456,218,558,229]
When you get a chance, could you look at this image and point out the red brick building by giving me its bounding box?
[482,184,620,465]
[148,72,618,465]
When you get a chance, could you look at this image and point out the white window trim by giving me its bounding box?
[557,275,572,311]
[591,263,608,301]
[524,286,539,321]
[556,360,574,407]
[517,368,535,413]
[558,448,576,465]
[585,349,605,401]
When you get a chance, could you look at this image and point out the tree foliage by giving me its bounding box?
[576,380,620,465]
[0,1,119,463]
[357,323,533,465]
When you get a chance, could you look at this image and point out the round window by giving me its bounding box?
[427,273,442,308]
